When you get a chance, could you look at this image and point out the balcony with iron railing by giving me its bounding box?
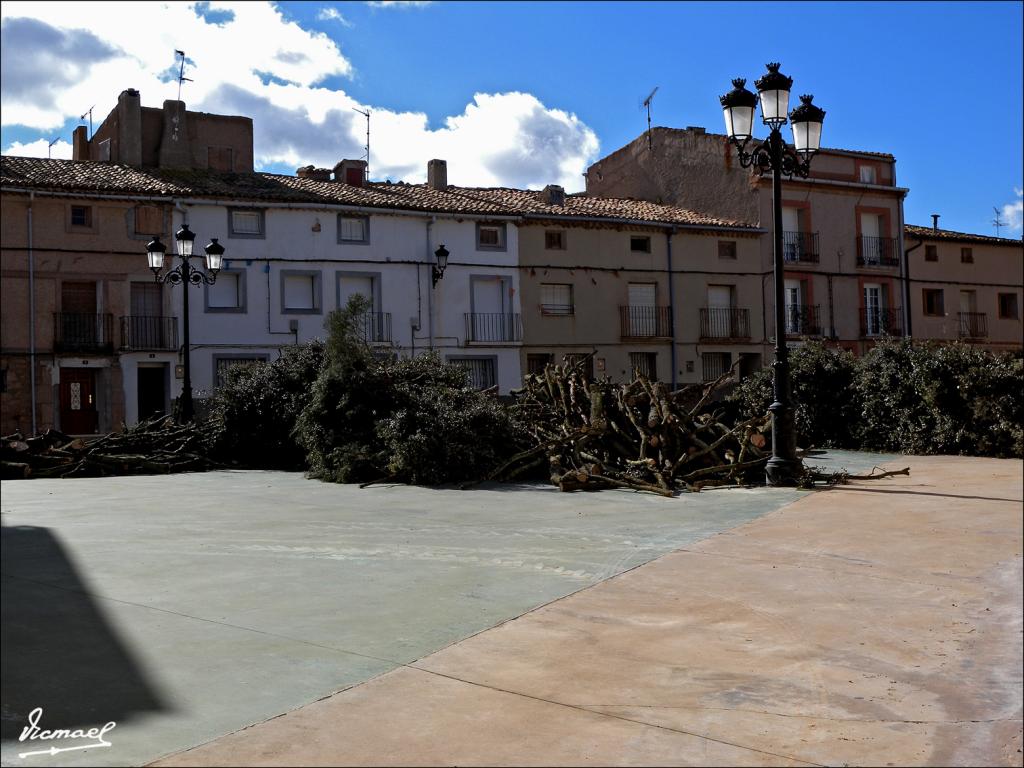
[620,305,672,339]
[53,313,114,354]
[860,307,903,337]
[857,236,901,267]
[356,312,393,343]
[784,304,822,337]
[120,316,178,351]
[782,231,820,264]
[465,312,522,343]
[699,307,750,340]
[958,312,988,339]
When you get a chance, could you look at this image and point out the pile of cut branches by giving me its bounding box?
[1,415,219,479]
[482,356,770,495]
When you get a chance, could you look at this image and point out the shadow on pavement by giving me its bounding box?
[1,523,165,742]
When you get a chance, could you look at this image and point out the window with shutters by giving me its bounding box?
[925,245,938,261]
[228,208,265,238]
[922,289,944,316]
[960,247,973,264]
[338,215,369,244]
[134,205,163,235]
[540,284,573,315]
[281,270,321,314]
[205,271,246,313]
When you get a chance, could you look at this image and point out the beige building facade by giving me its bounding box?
[586,127,911,355]
[905,223,1023,351]
[515,219,766,386]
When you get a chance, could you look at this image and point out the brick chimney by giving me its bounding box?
[117,88,142,166]
[297,165,332,182]
[427,159,447,190]
[931,214,940,231]
[72,125,89,161]
[158,99,191,169]
[334,159,367,186]
[542,184,565,206]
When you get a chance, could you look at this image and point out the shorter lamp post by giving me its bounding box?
[146,224,225,423]
[432,244,449,286]
[719,63,826,486]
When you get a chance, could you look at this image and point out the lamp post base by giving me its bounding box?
[765,456,803,487]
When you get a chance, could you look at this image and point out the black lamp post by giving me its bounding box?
[432,244,449,287]
[146,224,225,423]
[720,63,826,487]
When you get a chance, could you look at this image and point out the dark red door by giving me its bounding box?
[60,368,99,434]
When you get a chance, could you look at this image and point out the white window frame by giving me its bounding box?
[228,208,265,239]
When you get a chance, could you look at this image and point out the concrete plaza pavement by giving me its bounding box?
[2,450,887,767]
[156,455,1024,767]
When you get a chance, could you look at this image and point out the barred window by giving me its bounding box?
[449,357,496,390]
[630,352,657,381]
[702,352,732,382]
[214,356,267,388]
[540,284,573,315]
[527,354,554,376]
[563,353,594,380]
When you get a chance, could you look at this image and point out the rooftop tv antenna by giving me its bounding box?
[640,86,659,150]
[353,107,370,180]
[992,206,1007,236]
[47,137,60,159]
[175,50,193,101]
[79,106,94,139]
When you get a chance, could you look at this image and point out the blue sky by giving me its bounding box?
[2,1,1022,235]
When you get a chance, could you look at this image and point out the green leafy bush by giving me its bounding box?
[294,297,527,484]
[729,338,1023,458]
[206,340,326,469]
[728,340,859,448]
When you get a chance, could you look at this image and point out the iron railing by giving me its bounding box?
[619,305,671,338]
[699,307,750,339]
[120,315,178,351]
[860,307,903,337]
[857,236,901,267]
[958,312,988,339]
[784,304,822,336]
[464,313,522,343]
[782,231,820,263]
[53,313,114,353]
[356,312,392,343]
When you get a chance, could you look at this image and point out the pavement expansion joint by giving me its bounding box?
[402,665,827,768]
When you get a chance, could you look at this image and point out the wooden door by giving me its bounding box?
[60,368,99,434]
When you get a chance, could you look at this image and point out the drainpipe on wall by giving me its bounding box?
[28,192,37,435]
[666,228,678,389]
[901,206,923,342]
[426,217,435,350]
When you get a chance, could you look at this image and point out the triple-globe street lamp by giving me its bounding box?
[719,63,826,486]
[145,225,225,423]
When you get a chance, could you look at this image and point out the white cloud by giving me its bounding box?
[0,1,598,191]
[317,7,351,26]
[1000,187,1023,233]
[3,138,73,159]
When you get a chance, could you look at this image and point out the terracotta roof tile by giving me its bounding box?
[905,224,1023,247]
[0,156,758,230]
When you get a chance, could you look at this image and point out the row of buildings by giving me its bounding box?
[1,89,1021,436]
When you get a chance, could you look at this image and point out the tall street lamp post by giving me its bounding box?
[719,63,826,486]
[146,224,225,423]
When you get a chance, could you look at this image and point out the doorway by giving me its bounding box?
[59,368,99,434]
[137,365,168,422]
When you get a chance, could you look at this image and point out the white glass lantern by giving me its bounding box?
[719,78,757,141]
[204,238,225,272]
[755,62,793,126]
[789,94,826,156]
[146,236,167,271]
[175,224,196,258]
